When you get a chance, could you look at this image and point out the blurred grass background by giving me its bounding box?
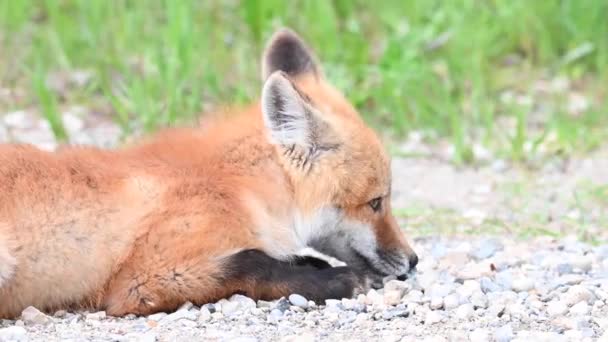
[0,0,607,164]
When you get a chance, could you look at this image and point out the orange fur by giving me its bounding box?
[0,28,417,318]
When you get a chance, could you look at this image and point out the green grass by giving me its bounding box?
[0,0,607,163]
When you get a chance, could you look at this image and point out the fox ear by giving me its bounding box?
[261,71,328,152]
[262,28,321,80]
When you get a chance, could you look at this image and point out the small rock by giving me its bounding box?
[0,326,27,342]
[288,294,308,309]
[404,290,424,304]
[443,294,460,310]
[556,264,573,275]
[382,308,409,320]
[147,312,167,321]
[53,310,67,318]
[178,301,194,311]
[229,294,256,310]
[281,333,316,342]
[86,311,106,320]
[424,311,443,324]
[471,291,489,309]
[3,111,35,129]
[470,328,490,342]
[456,280,481,299]
[365,289,384,306]
[324,299,342,309]
[199,307,212,322]
[161,308,197,323]
[341,298,365,313]
[569,256,593,273]
[554,275,585,287]
[569,301,590,316]
[384,279,410,294]
[229,337,258,342]
[21,306,51,325]
[202,303,217,313]
[455,304,474,320]
[495,271,513,290]
[429,296,443,310]
[62,112,85,135]
[489,303,507,317]
[511,278,534,292]
[562,285,595,306]
[494,324,514,342]
[273,298,291,312]
[471,238,503,260]
[428,283,454,298]
[384,290,403,306]
[547,301,569,316]
[480,277,501,293]
[140,332,157,342]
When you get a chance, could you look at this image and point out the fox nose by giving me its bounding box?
[408,253,419,270]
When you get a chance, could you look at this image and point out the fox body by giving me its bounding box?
[0,29,418,318]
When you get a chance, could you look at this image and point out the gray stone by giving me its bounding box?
[273,298,291,312]
[480,277,501,293]
[161,308,197,323]
[556,263,573,275]
[202,303,217,313]
[288,294,308,309]
[382,308,409,320]
[495,271,513,290]
[341,299,366,313]
[471,238,504,260]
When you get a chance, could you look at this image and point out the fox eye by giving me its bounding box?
[368,197,382,212]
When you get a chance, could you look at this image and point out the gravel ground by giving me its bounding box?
[0,110,607,342]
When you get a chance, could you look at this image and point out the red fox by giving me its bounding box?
[0,28,418,318]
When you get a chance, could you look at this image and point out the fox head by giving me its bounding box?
[259,28,418,284]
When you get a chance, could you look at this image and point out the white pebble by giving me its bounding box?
[511,278,534,292]
[288,294,309,309]
[443,294,460,310]
[86,311,106,320]
[384,290,403,306]
[470,328,490,342]
[547,301,569,316]
[569,301,590,315]
[0,326,27,342]
[561,285,595,306]
[199,307,212,322]
[494,324,514,342]
[425,311,443,324]
[456,303,474,320]
[21,306,51,325]
[430,296,443,310]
